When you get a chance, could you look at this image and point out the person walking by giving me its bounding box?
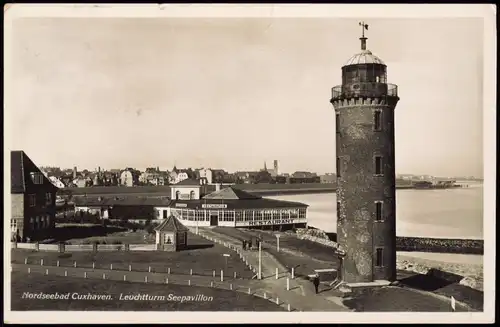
[248,239,253,250]
[242,240,246,250]
[313,274,320,294]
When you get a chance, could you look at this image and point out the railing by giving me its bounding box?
[331,83,398,100]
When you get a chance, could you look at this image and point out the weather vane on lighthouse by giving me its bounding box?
[359,21,369,50]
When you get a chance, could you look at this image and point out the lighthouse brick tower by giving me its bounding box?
[330,22,400,283]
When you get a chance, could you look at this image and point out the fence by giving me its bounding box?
[17,256,247,279]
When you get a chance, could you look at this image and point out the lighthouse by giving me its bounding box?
[330,22,400,283]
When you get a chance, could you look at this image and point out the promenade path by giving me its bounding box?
[190,227,350,312]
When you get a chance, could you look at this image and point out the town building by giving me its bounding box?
[11,150,59,241]
[48,176,66,188]
[290,171,320,184]
[120,168,140,187]
[74,196,172,221]
[140,167,169,186]
[261,160,279,177]
[197,168,213,184]
[330,23,399,283]
[320,173,337,184]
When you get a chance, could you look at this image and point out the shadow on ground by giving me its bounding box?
[394,269,483,311]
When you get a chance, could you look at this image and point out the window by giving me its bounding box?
[175,191,180,200]
[30,172,44,184]
[178,233,185,245]
[29,194,36,207]
[45,193,52,205]
[11,219,17,232]
[163,210,168,219]
[375,248,384,267]
[337,201,341,221]
[189,191,196,200]
[336,157,342,177]
[335,113,340,133]
[164,234,172,244]
[375,201,383,221]
[374,110,382,131]
[374,156,384,175]
[235,210,243,222]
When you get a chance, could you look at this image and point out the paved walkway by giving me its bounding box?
[192,227,351,312]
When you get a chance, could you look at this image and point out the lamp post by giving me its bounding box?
[258,240,262,280]
[275,233,281,252]
[195,206,199,235]
[223,253,230,272]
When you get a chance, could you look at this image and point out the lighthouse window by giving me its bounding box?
[374,156,384,175]
[337,201,341,221]
[374,110,382,131]
[375,201,383,221]
[376,248,384,267]
[336,113,340,133]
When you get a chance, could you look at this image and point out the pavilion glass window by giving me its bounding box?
[254,211,263,221]
[164,234,172,244]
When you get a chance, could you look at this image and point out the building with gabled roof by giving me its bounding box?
[11,150,59,241]
[72,182,308,230]
[154,215,189,251]
[169,186,307,229]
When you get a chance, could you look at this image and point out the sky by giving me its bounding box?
[8,17,484,177]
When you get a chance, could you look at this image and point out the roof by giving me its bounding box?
[11,150,59,193]
[11,151,25,193]
[344,50,385,66]
[73,195,172,207]
[203,187,262,200]
[154,215,189,233]
[174,178,202,187]
[170,197,308,210]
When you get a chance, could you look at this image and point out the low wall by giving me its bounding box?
[38,244,59,251]
[321,230,483,255]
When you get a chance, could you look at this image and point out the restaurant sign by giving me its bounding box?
[202,203,227,209]
[248,219,295,226]
[175,203,188,208]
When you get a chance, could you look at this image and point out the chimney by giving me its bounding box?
[215,183,221,192]
[73,167,77,179]
[98,167,101,173]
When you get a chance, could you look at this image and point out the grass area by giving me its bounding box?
[11,233,253,279]
[212,227,339,278]
[10,272,283,311]
[342,286,473,312]
[396,270,483,311]
[64,229,155,245]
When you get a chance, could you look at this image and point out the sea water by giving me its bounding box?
[267,182,484,264]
